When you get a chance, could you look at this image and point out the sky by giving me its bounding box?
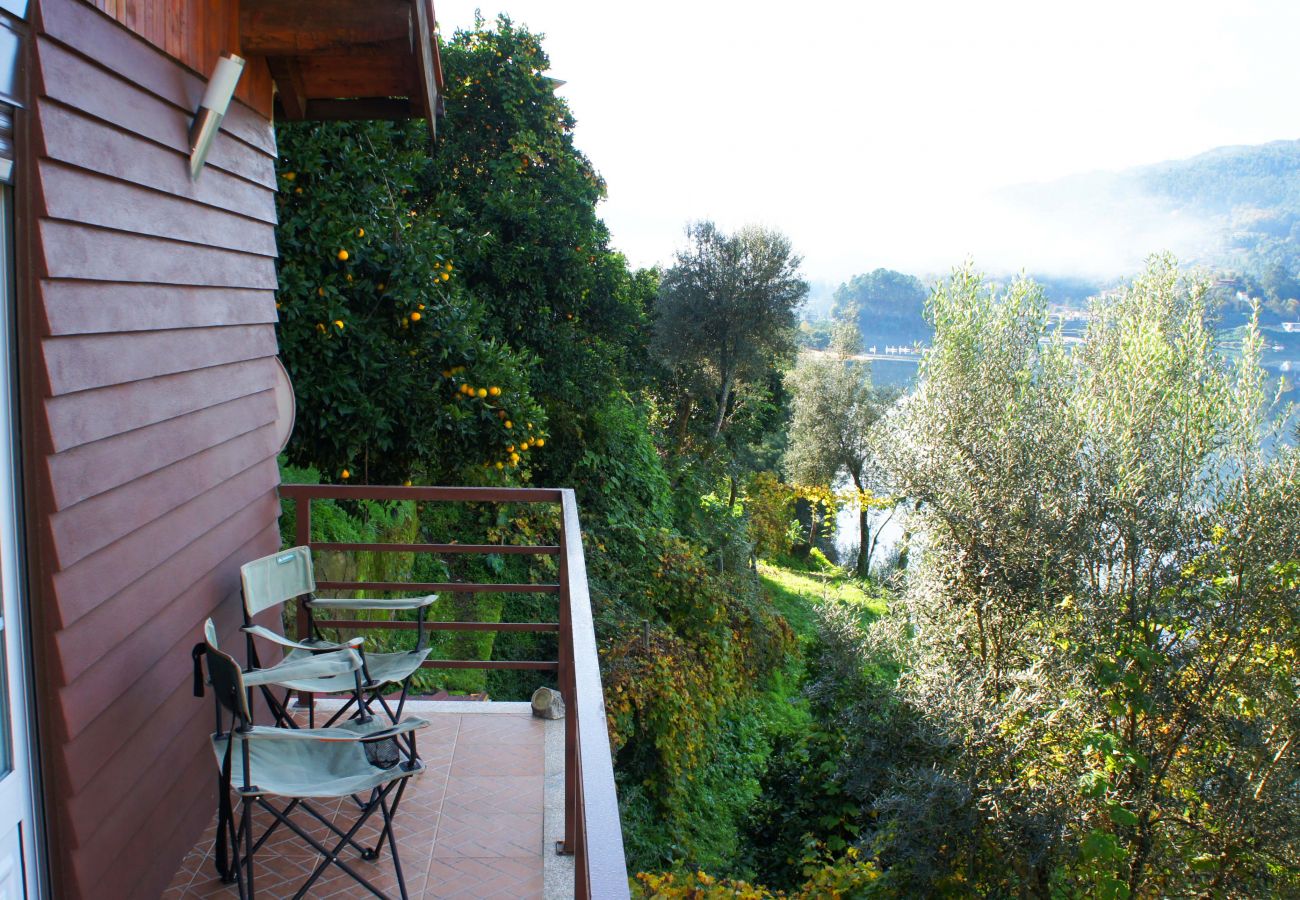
[432,0,1300,290]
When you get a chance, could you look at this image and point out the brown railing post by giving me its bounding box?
[271,483,629,896]
[558,500,578,856]
[293,491,312,641]
[293,490,313,710]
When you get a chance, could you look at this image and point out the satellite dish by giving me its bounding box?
[272,357,296,452]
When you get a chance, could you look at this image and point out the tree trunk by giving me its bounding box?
[669,394,693,453]
[857,504,870,578]
[851,470,869,578]
[710,371,733,440]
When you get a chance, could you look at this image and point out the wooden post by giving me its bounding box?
[558,501,578,855]
[293,491,313,710]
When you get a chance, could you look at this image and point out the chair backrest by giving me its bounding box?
[240,545,315,616]
[201,618,253,724]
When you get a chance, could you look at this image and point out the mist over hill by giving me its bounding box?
[822,140,1300,353]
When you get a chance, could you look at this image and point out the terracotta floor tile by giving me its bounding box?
[449,742,543,778]
[441,776,543,816]
[432,811,543,859]
[425,856,543,899]
[454,715,541,745]
[172,707,550,898]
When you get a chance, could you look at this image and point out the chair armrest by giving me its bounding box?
[352,717,430,742]
[242,624,364,652]
[237,718,429,743]
[237,725,361,742]
[242,649,361,687]
[306,595,438,611]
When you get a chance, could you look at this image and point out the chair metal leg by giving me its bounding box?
[242,794,256,899]
[287,783,400,900]
[379,784,410,900]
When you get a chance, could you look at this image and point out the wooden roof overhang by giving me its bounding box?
[239,0,444,137]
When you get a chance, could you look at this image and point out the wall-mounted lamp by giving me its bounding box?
[188,53,245,181]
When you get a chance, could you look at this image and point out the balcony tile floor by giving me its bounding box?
[163,702,554,899]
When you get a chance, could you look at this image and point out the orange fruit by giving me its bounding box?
[489,386,501,397]
[357,228,365,238]
[283,171,296,181]
[333,319,344,330]
[476,387,488,399]
[337,249,349,261]
[318,287,326,297]
[294,187,303,194]
[411,311,422,322]
[535,438,545,447]
[441,272,450,282]
[341,468,351,480]
[504,420,513,429]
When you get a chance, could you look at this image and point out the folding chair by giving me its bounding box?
[239,546,438,728]
[194,619,428,900]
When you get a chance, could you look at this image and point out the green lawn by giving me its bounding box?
[757,561,887,645]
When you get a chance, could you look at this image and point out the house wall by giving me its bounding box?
[86,0,274,119]
[20,1,283,895]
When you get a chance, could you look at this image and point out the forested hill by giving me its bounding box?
[1136,138,1300,213]
[824,140,1300,347]
[1000,138,1300,313]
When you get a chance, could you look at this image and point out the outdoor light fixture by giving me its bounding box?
[188,53,245,180]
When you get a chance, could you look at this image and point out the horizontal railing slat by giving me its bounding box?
[319,619,559,633]
[314,541,560,555]
[279,484,563,502]
[315,580,560,594]
[280,481,629,896]
[419,659,557,671]
[562,489,630,898]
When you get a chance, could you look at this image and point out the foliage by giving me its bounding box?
[785,327,901,576]
[631,845,880,899]
[655,221,808,446]
[427,15,654,493]
[830,268,929,348]
[861,256,1300,896]
[274,122,545,484]
[743,471,799,561]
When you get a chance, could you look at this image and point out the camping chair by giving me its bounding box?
[193,619,428,900]
[239,545,438,728]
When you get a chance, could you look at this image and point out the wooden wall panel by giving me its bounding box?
[24,2,285,896]
[86,0,274,119]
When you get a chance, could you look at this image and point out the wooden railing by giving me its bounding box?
[278,484,631,900]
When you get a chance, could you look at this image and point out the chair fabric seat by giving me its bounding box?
[270,646,433,693]
[211,720,426,798]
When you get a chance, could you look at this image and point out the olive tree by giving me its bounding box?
[654,221,807,445]
[785,324,900,577]
[865,257,1300,897]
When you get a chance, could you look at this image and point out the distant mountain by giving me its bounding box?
[818,141,1300,379]
[999,139,1300,321]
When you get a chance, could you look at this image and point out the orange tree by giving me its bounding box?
[274,121,545,485]
[424,15,656,499]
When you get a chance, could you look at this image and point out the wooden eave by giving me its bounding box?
[239,0,444,138]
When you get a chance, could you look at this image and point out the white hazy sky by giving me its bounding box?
[433,1,1300,287]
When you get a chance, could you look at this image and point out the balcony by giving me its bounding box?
[165,485,629,899]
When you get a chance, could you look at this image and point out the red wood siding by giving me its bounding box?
[23,1,284,896]
[86,0,274,119]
